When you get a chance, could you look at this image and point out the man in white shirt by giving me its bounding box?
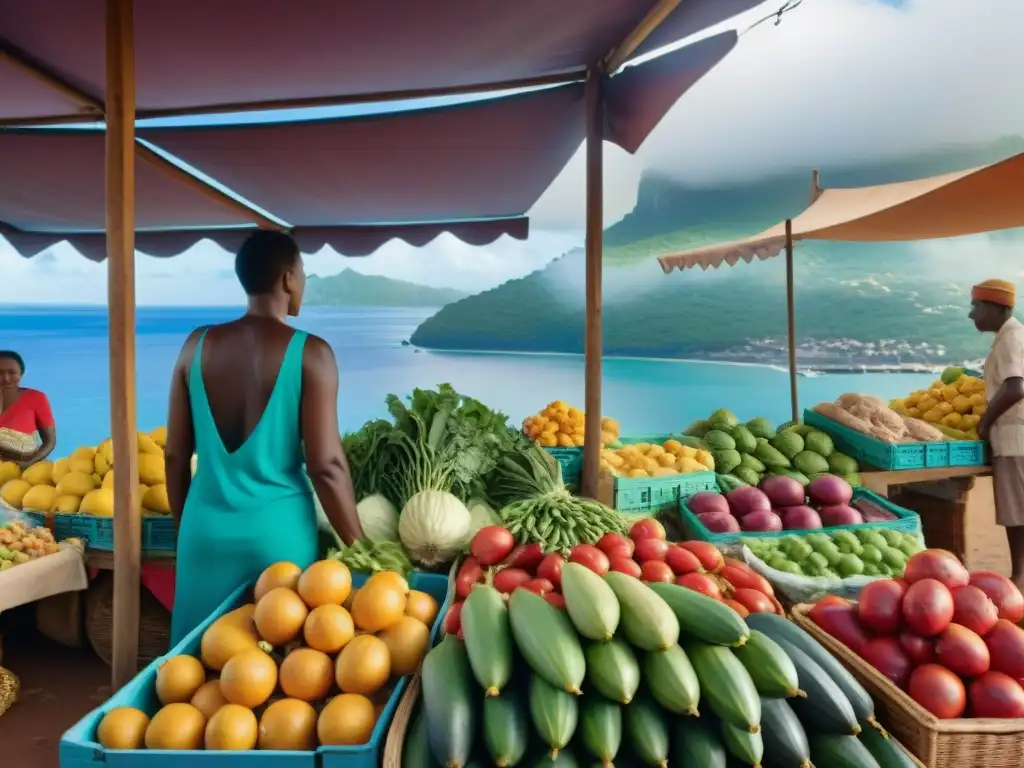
[970,279,1024,588]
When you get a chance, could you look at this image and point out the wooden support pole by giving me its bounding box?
[785,219,798,423]
[581,70,604,500]
[106,0,142,689]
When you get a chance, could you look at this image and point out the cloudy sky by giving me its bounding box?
[2,0,1022,305]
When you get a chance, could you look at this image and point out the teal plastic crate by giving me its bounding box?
[679,487,923,546]
[604,435,717,516]
[60,570,450,768]
[64,514,176,552]
[545,446,583,490]
[804,409,987,471]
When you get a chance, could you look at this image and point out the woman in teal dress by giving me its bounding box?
[164,231,364,645]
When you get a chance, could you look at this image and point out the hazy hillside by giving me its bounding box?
[305,269,466,307]
[411,138,1024,367]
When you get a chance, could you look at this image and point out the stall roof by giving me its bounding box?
[1,0,763,122]
[657,151,1024,273]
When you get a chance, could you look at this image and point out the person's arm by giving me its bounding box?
[165,330,201,530]
[14,392,56,469]
[979,376,1024,440]
[301,335,365,545]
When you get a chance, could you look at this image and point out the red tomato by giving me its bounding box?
[521,578,555,596]
[665,546,703,575]
[492,567,533,595]
[731,587,778,615]
[676,572,722,600]
[641,561,675,583]
[545,592,567,610]
[723,599,750,618]
[569,544,611,575]
[630,518,667,542]
[537,554,566,587]
[596,533,634,558]
[633,538,669,563]
[471,526,517,566]
[455,556,484,599]
[608,557,643,578]
[443,602,463,635]
[505,542,545,572]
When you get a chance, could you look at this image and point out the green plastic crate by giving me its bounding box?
[678,487,923,546]
[544,446,583,490]
[603,435,717,516]
[804,409,987,471]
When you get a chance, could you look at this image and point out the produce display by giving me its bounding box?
[744,527,923,580]
[0,520,71,569]
[416,526,915,768]
[683,408,862,489]
[521,400,621,447]
[0,425,170,517]
[890,367,987,441]
[599,439,715,479]
[328,539,413,578]
[809,548,1024,719]
[93,559,441,750]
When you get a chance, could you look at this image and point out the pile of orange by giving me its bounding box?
[522,400,621,448]
[95,560,439,752]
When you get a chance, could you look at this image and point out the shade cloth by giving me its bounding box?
[0,542,88,614]
[658,151,1024,273]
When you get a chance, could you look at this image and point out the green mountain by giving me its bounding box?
[411,138,1024,367]
[304,269,466,307]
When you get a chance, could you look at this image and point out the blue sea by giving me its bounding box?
[1,305,936,456]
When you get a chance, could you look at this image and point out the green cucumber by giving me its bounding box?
[510,588,586,694]
[403,705,439,768]
[732,630,803,699]
[561,562,621,641]
[580,697,622,768]
[686,643,760,733]
[421,635,477,768]
[782,641,860,736]
[721,720,763,767]
[624,696,670,768]
[604,572,680,652]
[532,750,580,768]
[461,585,513,696]
[483,692,529,767]
[745,613,877,727]
[760,697,811,767]
[643,645,700,716]
[530,674,579,757]
[585,638,640,704]
[670,718,727,768]
[809,733,882,768]
[859,726,918,768]
[647,581,749,647]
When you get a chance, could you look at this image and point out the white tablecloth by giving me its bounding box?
[0,543,88,614]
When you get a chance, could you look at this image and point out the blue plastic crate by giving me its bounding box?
[544,446,583,490]
[602,435,718,516]
[143,517,177,552]
[59,570,450,768]
[63,515,177,552]
[678,487,923,546]
[23,509,46,528]
[804,409,987,471]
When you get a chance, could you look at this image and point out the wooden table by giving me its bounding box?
[85,550,175,571]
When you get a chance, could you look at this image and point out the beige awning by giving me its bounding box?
[658,150,1024,273]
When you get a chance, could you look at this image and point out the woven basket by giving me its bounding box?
[791,604,1024,767]
[0,666,18,718]
[36,590,86,649]
[86,571,171,670]
[382,672,420,768]
[0,428,37,457]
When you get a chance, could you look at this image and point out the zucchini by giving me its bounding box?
[532,750,580,768]
[721,720,763,767]
[604,572,680,652]
[624,696,670,768]
[643,645,700,716]
[809,733,882,768]
[483,691,529,767]
[686,643,761,733]
[781,641,860,736]
[561,562,621,641]
[647,581,750,647]
[759,697,811,767]
[421,635,477,768]
[403,704,439,768]
[746,613,877,726]
[462,585,513,696]
[732,630,803,699]
[530,674,579,757]
[670,717,727,768]
[859,726,918,768]
[580,696,622,767]
[586,638,640,704]
[510,588,586,694]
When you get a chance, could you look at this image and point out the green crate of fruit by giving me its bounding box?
[602,435,717,516]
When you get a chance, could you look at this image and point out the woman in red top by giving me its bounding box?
[0,351,56,470]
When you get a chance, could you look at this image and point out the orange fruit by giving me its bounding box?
[303,604,355,654]
[190,679,230,720]
[96,707,150,750]
[377,616,430,677]
[254,587,308,646]
[144,703,206,750]
[258,698,318,751]
[220,648,278,708]
[335,635,390,696]
[317,694,376,746]
[155,655,206,705]
[404,590,439,626]
[279,648,334,702]
[205,704,258,750]
[254,562,302,602]
[351,573,407,632]
[297,560,352,608]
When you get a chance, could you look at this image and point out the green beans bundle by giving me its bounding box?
[328,539,413,576]
[500,488,627,552]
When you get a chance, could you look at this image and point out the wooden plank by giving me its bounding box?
[87,550,176,571]
[105,0,142,690]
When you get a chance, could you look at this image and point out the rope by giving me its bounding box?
[740,0,807,36]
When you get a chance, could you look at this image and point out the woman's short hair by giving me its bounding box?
[235,230,300,296]
[0,351,25,374]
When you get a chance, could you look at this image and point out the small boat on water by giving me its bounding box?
[799,368,823,378]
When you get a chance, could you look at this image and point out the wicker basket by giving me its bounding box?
[86,571,171,669]
[791,604,1024,767]
[0,665,18,718]
[36,590,86,649]
[382,672,420,768]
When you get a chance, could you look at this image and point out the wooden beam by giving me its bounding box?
[0,44,105,115]
[581,70,604,500]
[784,219,798,423]
[0,113,104,127]
[603,0,684,74]
[105,0,142,689]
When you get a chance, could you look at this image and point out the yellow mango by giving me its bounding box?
[918,396,939,412]
[556,433,573,447]
[652,467,677,477]
[922,407,944,423]
[22,461,54,486]
[677,457,706,474]
[655,453,675,468]
[904,393,922,408]
[952,395,973,414]
[935,402,954,416]
[571,434,584,447]
[679,445,698,459]
[143,484,170,514]
[969,393,987,408]
[51,458,70,484]
[80,488,115,517]
[940,385,959,403]
[0,461,20,486]
[907,407,922,418]
[694,449,715,470]
[941,413,962,428]
[149,426,168,447]
[643,458,660,474]
[627,469,648,478]
[538,434,556,447]
[56,471,96,497]
[50,494,81,514]
[960,414,980,429]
